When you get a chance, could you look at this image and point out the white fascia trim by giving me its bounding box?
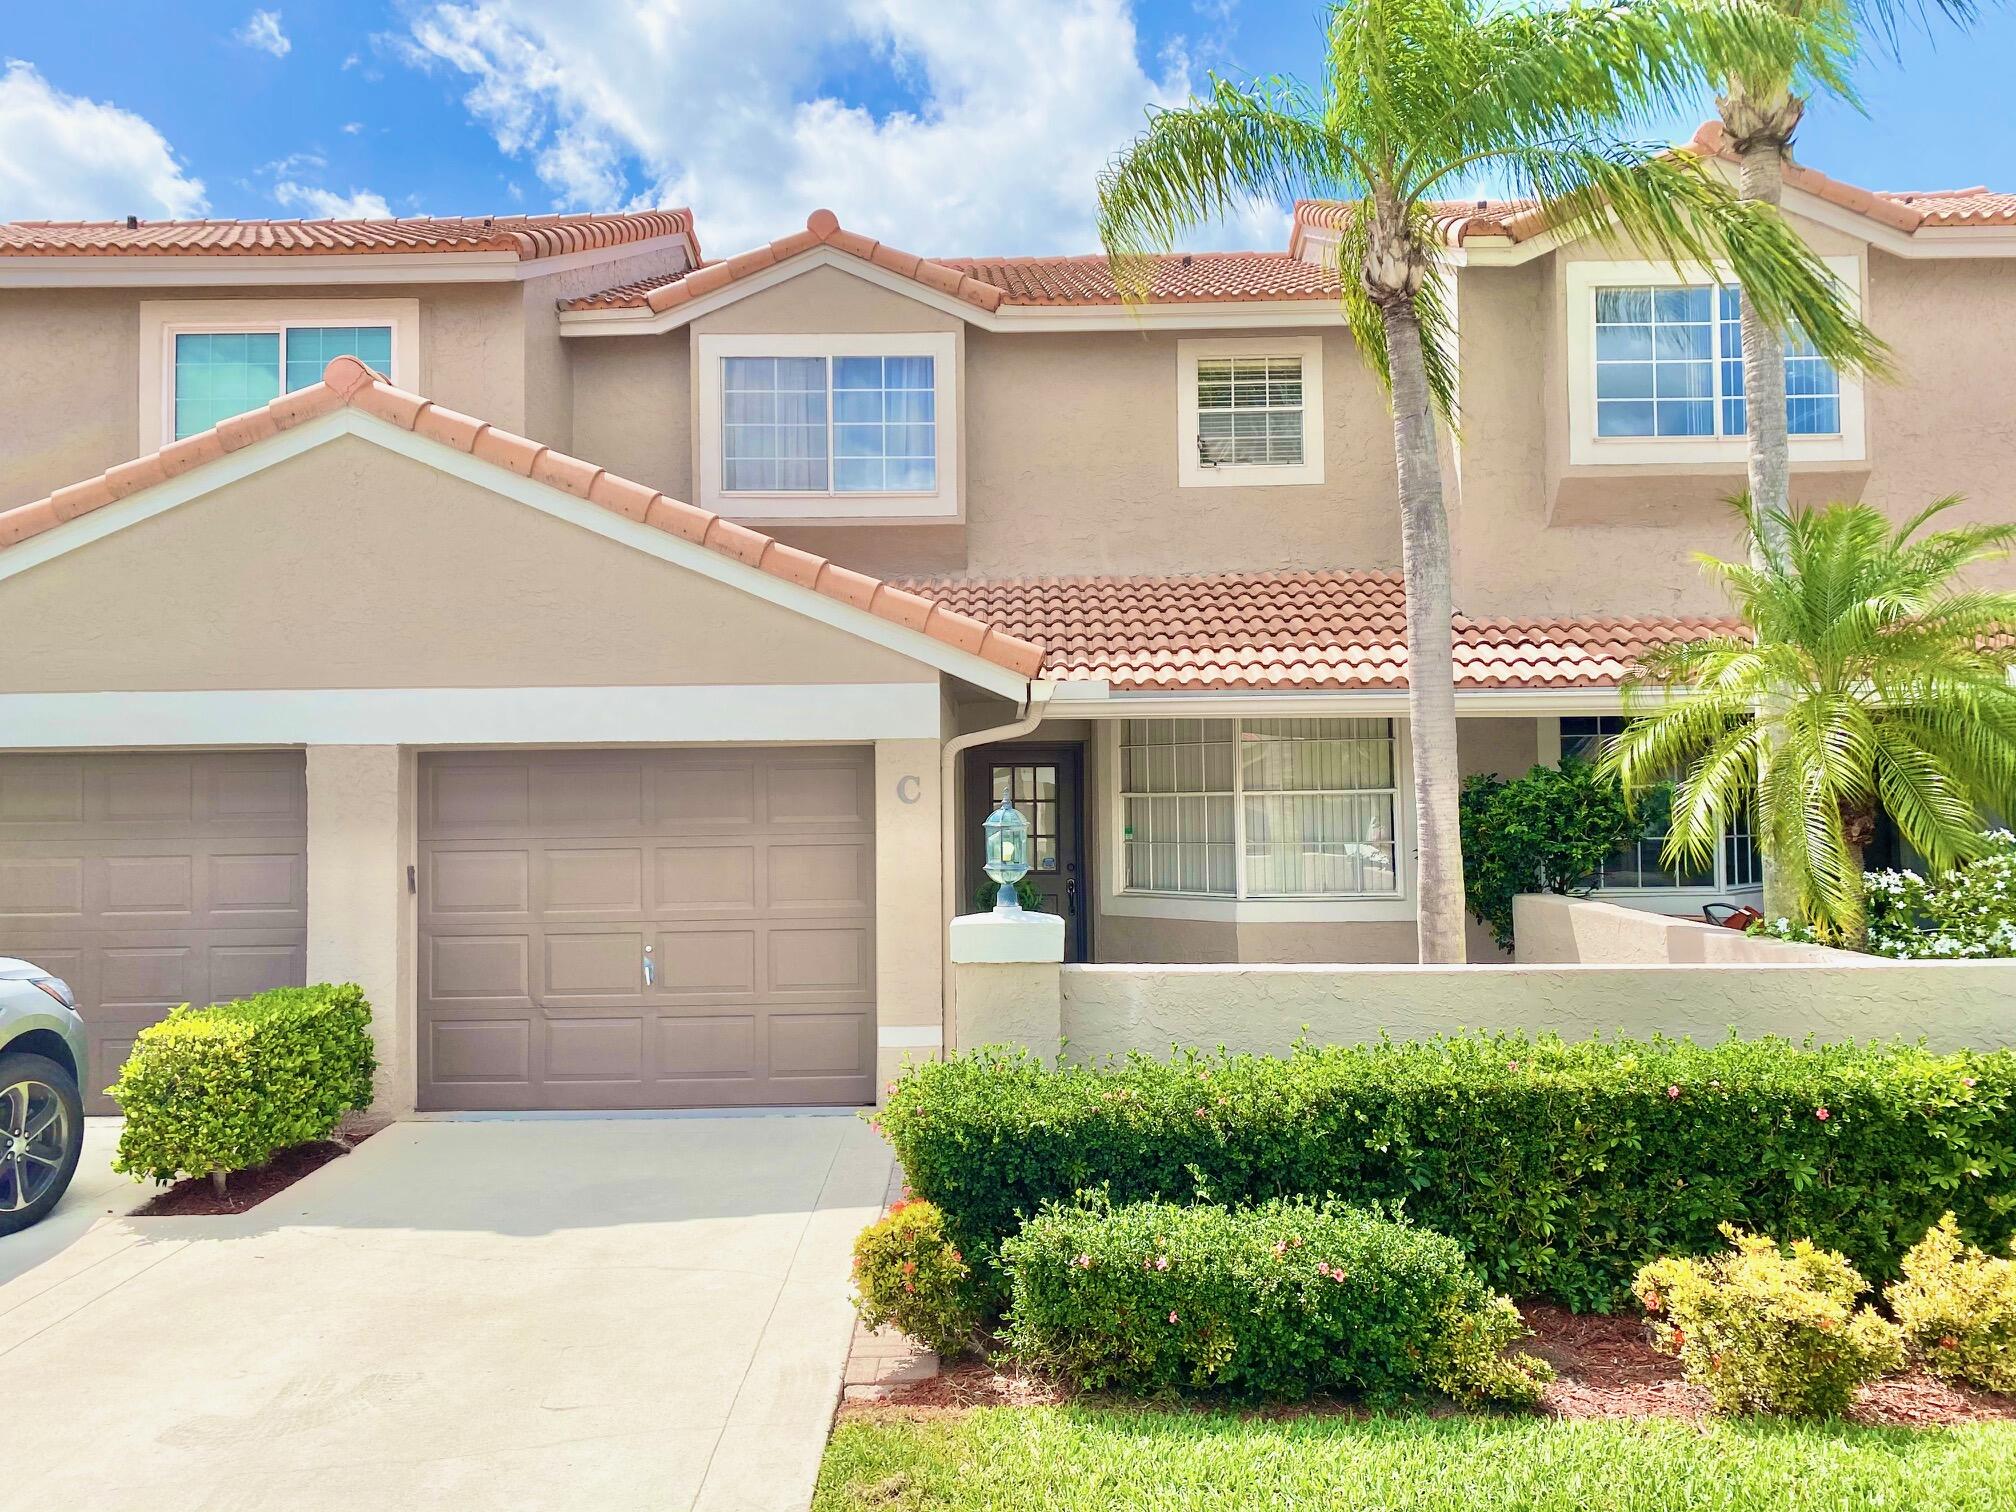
[1041,686,1633,717]
[0,234,697,288]
[0,683,942,749]
[1564,255,1866,468]
[556,247,1352,336]
[0,408,1030,702]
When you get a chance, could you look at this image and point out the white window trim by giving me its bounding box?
[1176,335,1326,488]
[1545,715,1764,904]
[694,331,960,523]
[1564,257,1865,467]
[1096,718,1416,924]
[140,298,420,454]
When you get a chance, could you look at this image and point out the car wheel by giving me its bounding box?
[0,1052,85,1235]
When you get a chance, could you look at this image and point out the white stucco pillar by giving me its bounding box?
[948,910,1065,1063]
[874,738,944,1095]
[305,744,416,1113]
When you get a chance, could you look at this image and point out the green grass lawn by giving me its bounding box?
[816,1406,2016,1511]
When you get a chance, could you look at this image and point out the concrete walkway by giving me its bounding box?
[0,1113,891,1512]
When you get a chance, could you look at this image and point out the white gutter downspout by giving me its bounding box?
[938,678,1058,1055]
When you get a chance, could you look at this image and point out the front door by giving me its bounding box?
[967,746,1087,962]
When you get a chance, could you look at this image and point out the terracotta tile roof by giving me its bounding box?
[892,570,1737,692]
[562,211,1342,312]
[0,356,1042,681]
[1294,126,2016,249]
[563,210,1007,314]
[0,211,696,259]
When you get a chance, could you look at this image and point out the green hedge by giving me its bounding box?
[110,983,377,1185]
[1002,1197,1550,1403]
[881,1035,2016,1312]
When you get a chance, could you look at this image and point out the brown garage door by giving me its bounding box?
[417,749,876,1111]
[0,752,309,1112]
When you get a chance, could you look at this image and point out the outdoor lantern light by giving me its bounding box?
[983,797,1031,914]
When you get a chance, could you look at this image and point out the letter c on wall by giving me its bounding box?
[895,774,922,805]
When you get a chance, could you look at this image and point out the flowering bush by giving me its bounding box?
[1002,1197,1551,1404]
[883,1037,2016,1314]
[851,1199,980,1357]
[1748,831,2016,959]
[1634,1226,1903,1417]
[1885,1212,2016,1394]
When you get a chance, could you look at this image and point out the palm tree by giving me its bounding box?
[1602,498,2016,941]
[1686,0,1986,527]
[1095,0,1883,962]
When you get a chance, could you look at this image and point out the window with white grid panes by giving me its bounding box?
[991,762,1062,874]
[1120,718,1400,898]
[1561,716,1761,889]
[1195,356,1305,468]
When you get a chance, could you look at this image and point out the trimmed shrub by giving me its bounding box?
[1459,759,1639,951]
[880,1037,2016,1313]
[1635,1226,1904,1417]
[111,983,376,1187]
[851,1199,981,1357]
[1002,1197,1551,1404]
[1886,1212,2016,1393]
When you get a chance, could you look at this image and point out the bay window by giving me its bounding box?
[1120,718,1400,898]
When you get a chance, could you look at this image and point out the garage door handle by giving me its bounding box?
[643,945,655,988]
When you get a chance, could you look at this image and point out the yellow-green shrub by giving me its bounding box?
[1634,1226,1903,1417]
[1886,1212,2016,1393]
[110,983,376,1186]
[851,1199,980,1357]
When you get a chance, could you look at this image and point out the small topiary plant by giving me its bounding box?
[1002,1196,1552,1404]
[1886,1212,2016,1394]
[851,1199,981,1358]
[110,983,376,1193]
[1634,1225,1904,1417]
[1458,759,1640,951]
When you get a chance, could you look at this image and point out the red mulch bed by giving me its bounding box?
[130,1113,392,1217]
[841,1302,2016,1428]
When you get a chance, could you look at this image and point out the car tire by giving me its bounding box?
[0,1051,86,1236]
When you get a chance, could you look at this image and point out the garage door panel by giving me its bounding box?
[0,753,308,1113]
[428,934,532,1000]
[655,844,757,914]
[543,848,645,915]
[419,748,874,1110]
[427,848,533,917]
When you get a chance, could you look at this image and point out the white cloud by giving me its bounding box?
[273,181,393,218]
[0,61,207,219]
[395,0,1270,255]
[238,10,292,58]
[341,120,364,135]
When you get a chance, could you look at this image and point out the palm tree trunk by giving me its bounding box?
[1379,299,1467,964]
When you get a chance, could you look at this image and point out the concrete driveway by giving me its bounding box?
[0,1113,891,1512]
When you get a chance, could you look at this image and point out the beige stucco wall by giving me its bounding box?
[305,744,418,1112]
[874,737,946,1091]
[1053,958,2016,1061]
[1513,893,1853,966]
[519,244,693,455]
[0,434,933,692]
[0,282,529,511]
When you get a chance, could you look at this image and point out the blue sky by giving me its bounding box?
[2,1,2011,255]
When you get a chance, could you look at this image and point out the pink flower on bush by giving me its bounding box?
[1508,1061,1520,1073]
[1194,1108,1209,1119]
[1168,1311,1180,1324]
[1816,1106,1831,1121]
[1154,1256,1171,1271]
[1963,1077,1978,1088]
[1667,1085,1681,1100]
[1073,1253,1093,1270]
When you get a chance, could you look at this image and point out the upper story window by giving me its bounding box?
[140,299,420,453]
[173,324,393,439]
[697,333,958,522]
[1119,717,1400,899]
[1593,285,1839,441]
[1561,716,1761,891]
[1176,336,1325,488]
[1563,257,1864,468]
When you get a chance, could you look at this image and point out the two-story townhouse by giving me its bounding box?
[0,127,2009,1116]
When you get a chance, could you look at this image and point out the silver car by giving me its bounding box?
[0,958,89,1234]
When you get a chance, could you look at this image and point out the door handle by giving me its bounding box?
[643,944,655,987]
[1065,876,1078,916]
